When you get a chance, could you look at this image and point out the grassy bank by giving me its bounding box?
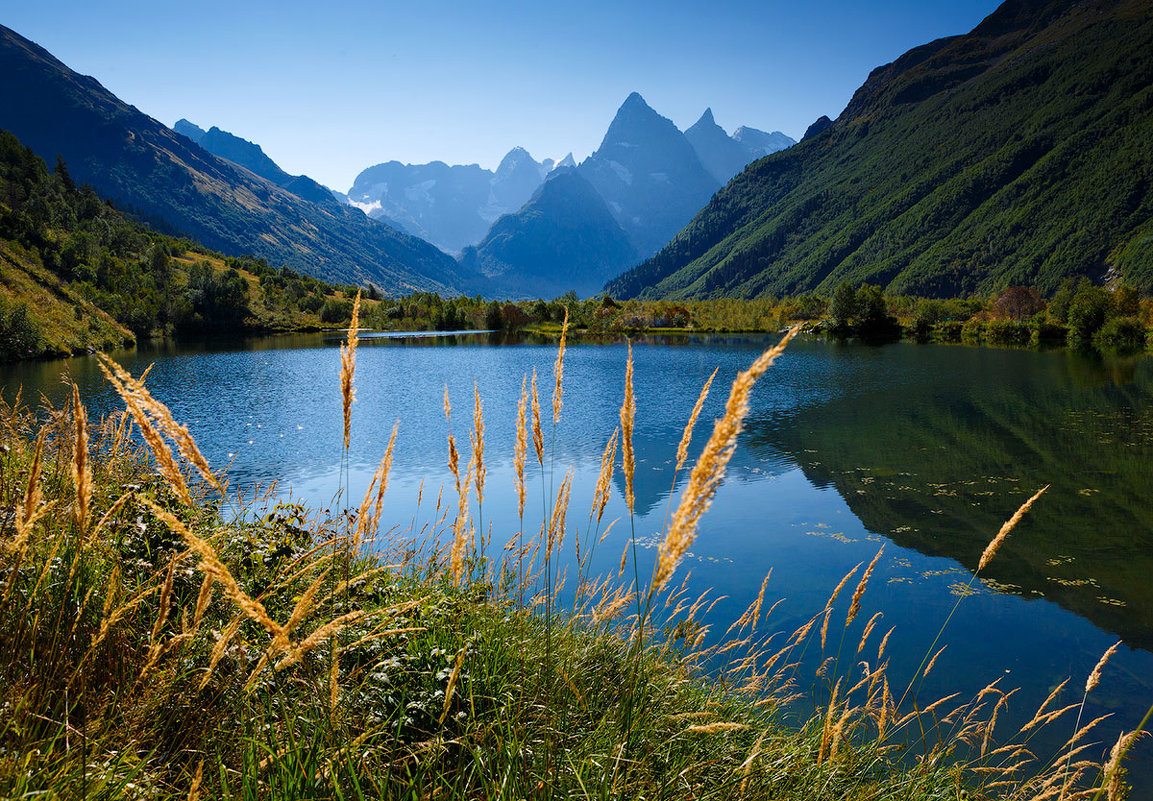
[0,311,1146,800]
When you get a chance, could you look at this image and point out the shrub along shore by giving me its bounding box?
[1,305,1148,799]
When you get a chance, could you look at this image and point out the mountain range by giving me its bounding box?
[345,147,556,254]
[341,96,793,274]
[176,91,793,299]
[608,0,1153,300]
[0,18,805,300]
[459,95,793,297]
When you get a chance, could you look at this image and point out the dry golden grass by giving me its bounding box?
[847,545,883,625]
[676,367,717,472]
[11,430,44,558]
[821,562,861,649]
[471,382,486,509]
[340,290,361,451]
[978,484,1048,571]
[530,368,544,466]
[97,353,223,498]
[553,307,568,424]
[591,427,618,527]
[620,342,636,514]
[514,375,528,518]
[1085,640,1121,694]
[70,383,91,531]
[355,422,398,546]
[654,325,801,592]
[4,324,1135,801]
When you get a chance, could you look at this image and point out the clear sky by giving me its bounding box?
[4,0,1002,192]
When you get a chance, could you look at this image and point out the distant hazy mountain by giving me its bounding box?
[684,109,795,184]
[607,0,1153,300]
[684,109,754,184]
[731,126,795,158]
[0,24,473,293]
[446,93,796,297]
[577,92,721,258]
[346,147,552,253]
[460,168,639,299]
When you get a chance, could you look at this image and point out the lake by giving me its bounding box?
[3,331,1151,791]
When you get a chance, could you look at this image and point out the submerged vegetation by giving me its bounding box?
[1,311,1149,799]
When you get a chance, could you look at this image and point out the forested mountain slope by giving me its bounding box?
[607,0,1153,299]
[0,25,474,294]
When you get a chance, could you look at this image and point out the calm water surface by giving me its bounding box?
[3,333,1151,790]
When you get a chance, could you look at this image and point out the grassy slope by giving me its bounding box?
[607,0,1153,300]
[0,239,133,357]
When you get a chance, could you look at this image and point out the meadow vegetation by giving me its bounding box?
[1,306,1148,799]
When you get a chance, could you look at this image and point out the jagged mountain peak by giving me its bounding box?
[621,91,649,110]
[498,145,532,165]
[580,93,720,258]
[495,146,540,177]
[597,92,676,150]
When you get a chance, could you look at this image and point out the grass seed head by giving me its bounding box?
[620,341,636,513]
[676,366,717,472]
[553,307,568,424]
[514,374,528,517]
[340,289,361,451]
[654,325,799,592]
[978,484,1048,571]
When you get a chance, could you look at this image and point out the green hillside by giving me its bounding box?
[0,25,475,295]
[607,0,1153,300]
[0,130,364,362]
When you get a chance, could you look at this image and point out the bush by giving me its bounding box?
[0,298,41,360]
[1032,322,1068,344]
[1066,282,1112,343]
[299,294,324,314]
[984,320,1032,346]
[933,320,964,342]
[319,299,353,324]
[961,319,985,342]
[1093,316,1146,348]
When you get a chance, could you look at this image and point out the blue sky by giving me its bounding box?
[5,0,1002,191]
